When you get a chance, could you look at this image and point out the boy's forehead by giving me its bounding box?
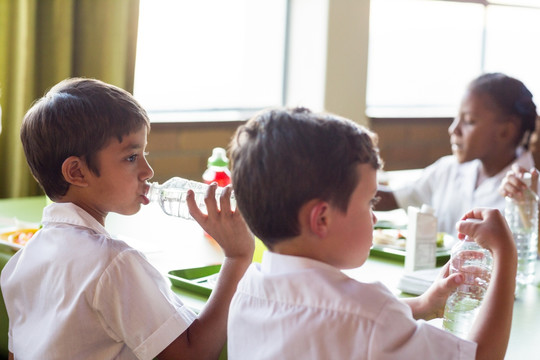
[358,164,377,191]
[104,128,148,150]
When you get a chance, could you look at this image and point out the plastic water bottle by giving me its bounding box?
[147,177,235,220]
[442,236,492,338]
[203,148,231,187]
[504,172,538,286]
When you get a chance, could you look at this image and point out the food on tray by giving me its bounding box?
[373,229,407,248]
[373,229,446,249]
[0,228,39,246]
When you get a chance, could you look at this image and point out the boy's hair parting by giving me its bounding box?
[229,107,381,249]
[20,77,150,200]
[468,72,538,150]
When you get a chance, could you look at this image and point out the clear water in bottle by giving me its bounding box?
[147,177,235,220]
[443,293,482,339]
[504,172,538,286]
[513,231,538,285]
[442,236,492,338]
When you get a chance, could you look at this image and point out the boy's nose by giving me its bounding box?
[371,211,378,225]
[142,160,154,181]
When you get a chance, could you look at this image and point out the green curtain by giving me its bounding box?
[0,0,140,198]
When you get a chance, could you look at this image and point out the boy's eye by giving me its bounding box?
[127,154,138,162]
[370,196,381,208]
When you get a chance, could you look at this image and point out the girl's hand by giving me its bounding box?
[499,164,538,201]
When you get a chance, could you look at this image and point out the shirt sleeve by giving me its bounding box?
[369,296,477,360]
[392,156,451,210]
[93,249,197,360]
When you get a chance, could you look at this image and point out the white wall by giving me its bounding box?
[287,0,371,126]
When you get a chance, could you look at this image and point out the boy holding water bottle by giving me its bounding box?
[1,78,254,359]
[227,107,517,359]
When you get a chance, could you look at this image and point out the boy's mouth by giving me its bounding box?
[141,184,151,205]
[141,194,150,205]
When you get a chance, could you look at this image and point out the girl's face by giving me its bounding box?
[448,91,511,164]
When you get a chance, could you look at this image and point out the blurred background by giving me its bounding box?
[1,0,539,198]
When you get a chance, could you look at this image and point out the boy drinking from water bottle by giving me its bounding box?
[1,77,254,360]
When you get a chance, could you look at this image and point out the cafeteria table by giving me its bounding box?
[0,196,539,359]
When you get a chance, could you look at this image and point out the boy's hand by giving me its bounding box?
[410,207,515,321]
[187,183,254,260]
[455,208,515,255]
[406,262,463,321]
[456,208,517,359]
[499,164,538,201]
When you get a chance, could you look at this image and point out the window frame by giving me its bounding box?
[133,0,292,124]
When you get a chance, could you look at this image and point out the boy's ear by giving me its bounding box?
[308,200,330,238]
[61,156,89,187]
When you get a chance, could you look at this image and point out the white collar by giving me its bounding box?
[41,202,109,237]
[260,251,339,276]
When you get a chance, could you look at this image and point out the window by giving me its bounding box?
[367,0,540,117]
[134,0,288,122]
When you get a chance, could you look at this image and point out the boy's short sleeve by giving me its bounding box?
[93,249,196,360]
[370,297,477,360]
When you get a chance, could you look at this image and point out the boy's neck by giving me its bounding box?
[271,236,337,267]
[57,196,107,226]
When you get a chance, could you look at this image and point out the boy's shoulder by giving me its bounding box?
[238,253,406,319]
[36,202,136,261]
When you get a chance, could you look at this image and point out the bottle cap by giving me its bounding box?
[207,147,229,167]
[521,172,532,188]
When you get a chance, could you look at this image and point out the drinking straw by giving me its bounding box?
[517,173,533,230]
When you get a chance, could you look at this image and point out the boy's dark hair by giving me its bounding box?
[229,107,381,249]
[20,77,150,200]
[469,73,538,150]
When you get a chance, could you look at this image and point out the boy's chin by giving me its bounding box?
[117,204,143,216]
[337,255,368,270]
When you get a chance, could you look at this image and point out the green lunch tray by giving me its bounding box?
[370,245,451,267]
[167,264,222,297]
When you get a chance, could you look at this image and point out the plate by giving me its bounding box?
[371,229,452,266]
[0,228,40,251]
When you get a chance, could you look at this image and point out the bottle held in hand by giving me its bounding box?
[504,172,538,286]
[442,236,492,338]
[148,177,235,220]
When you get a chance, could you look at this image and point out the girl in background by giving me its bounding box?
[376,73,538,236]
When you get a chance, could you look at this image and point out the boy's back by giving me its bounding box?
[229,253,474,360]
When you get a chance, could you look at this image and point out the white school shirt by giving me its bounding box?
[393,149,535,237]
[0,203,196,360]
[228,252,476,360]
